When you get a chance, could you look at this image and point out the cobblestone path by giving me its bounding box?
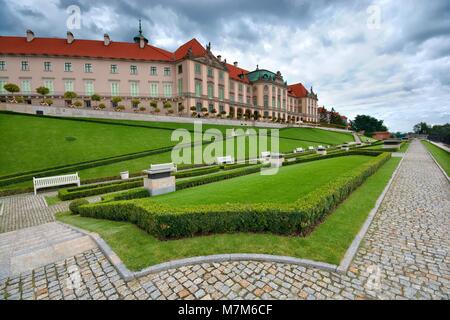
[0,140,449,300]
[0,194,69,233]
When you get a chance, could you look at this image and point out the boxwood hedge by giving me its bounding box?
[58,178,143,200]
[77,152,391,239]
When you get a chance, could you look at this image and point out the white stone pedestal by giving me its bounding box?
[144,176,175,196]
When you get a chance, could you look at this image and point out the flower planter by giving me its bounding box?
[120,171,129,180]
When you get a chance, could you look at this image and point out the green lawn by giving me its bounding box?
[422,140,450,176]
[150,155,372,205]
[279,127,353,145]
[57,157,400,270]
[45,195,61,206]
[0,112,357,191]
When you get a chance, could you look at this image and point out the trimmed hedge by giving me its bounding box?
[58,179,143,200]
[69,199,89,214]
[78,152,391,239]
[102,187,149,202]
[174,166,220,179]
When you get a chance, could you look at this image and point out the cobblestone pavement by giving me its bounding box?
[0,140,449,300]
[0,194,69,233]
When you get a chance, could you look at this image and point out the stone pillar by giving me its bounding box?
[143,164,176,196]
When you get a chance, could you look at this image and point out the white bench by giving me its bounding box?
[33,173,80,195]
[294,148,304,153]
[216,155,234,164]
[261,151,271,158]
[308,146,315,151]
[148,163,177,174]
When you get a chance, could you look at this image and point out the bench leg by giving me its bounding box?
[34,187,37,196]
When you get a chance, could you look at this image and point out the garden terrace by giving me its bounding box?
[76,151,390,240]
[58,156,399,269]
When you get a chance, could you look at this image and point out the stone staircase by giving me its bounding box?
[0,222,96,280]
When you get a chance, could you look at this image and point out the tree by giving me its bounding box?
[413,122,431,134]
[63,91,78,107]
[91,93,102,108]
[163,102,172,114]
[36,86,50,104]
[4,83,20,102]
[351,115,388,135]
[150,101,158,109]
[424,123,450,144]
[131,98,141,109]
[111,97,123,108]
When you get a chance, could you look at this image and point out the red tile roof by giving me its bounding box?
[226,63,249,83]
[0,36,175,61]
[174,38,207,60]
[288,83,309,98]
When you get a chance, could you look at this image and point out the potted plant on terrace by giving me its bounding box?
[91,93,102,109]
[3,83,20,103]
[63,91,77,107]
[36,86,50,105]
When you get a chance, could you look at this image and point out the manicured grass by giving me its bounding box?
[0,112,177,175]
[150,155,373,205]
[399,141,410,152]
[279,127,353,145]
[422,140,450,176]
[45,195,61,206]
[57,157,400,270]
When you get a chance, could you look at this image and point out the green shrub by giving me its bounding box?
[174,166,220,179]
[58,179,143,200]
[102,187,149,202]
[69,199,89,214]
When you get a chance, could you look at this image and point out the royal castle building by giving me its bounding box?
[0,24,319,123]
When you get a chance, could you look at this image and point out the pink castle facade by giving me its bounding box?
[0,27,319,123]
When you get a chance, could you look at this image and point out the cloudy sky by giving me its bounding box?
[1,0,449,131]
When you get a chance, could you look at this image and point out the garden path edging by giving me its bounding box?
[56,221,339,281]
[337,151,405,272]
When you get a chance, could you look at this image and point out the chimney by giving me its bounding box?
[233,61,238,67]
[26,29,35,42]
[104,33,111,46]
[139,36,145,49]
[67,31,74,44]
[217,55,221,61]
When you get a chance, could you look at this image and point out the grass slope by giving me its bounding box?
[58,157,400,270]
[422,140,450,176]
[279,127,353,145]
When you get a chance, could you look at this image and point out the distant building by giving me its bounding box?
[372,131,392,140]
[0,23,319,123]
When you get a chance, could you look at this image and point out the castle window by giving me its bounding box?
[44,62,52,72]
[130,65,138,75]
[64,62,72,72]
[21,61,29,71]
[164,67,171,76]
[110,64,118,74]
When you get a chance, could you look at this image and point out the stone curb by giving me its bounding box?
[337,150,405,273]
[56,221,339,280]
[424,141,450,183]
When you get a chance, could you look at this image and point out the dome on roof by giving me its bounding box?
[133,19,149,44]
